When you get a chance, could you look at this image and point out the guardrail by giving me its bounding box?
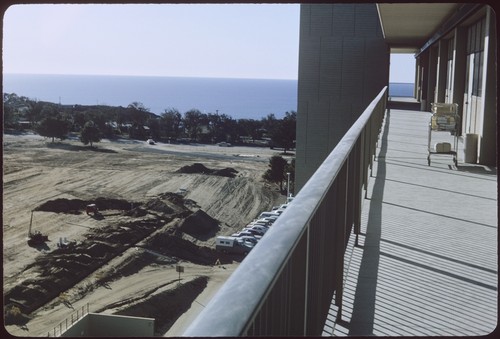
[184,87,387,336]
[48,303,89,337]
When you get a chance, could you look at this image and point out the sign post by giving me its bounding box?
[176,265,184,283]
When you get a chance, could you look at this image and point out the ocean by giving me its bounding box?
[388,82,415,97]
[2,74,414,120]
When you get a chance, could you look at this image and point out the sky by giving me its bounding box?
[3,3,415,82]
[390,54,416,83]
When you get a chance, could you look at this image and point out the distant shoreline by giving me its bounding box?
[3,73,298,120]
[3,74,414,117]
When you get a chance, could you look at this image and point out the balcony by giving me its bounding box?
[184,91,497,336]
[324,98,498,336]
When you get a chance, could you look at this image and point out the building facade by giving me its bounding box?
[415,6,496,165]
[296,3,497,191]
[296,3,389,190]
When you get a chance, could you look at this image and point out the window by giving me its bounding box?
[467,18,486,97]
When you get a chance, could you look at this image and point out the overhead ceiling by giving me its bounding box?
[377,3,462,54]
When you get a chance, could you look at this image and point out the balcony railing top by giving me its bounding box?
[184,86,388,336]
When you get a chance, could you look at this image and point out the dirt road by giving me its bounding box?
[3,132,290,336]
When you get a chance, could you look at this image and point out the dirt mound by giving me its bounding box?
[178,210,220,239]
[3,192,230,319]
[5,217,165,315]
[147,233,233,266]
[176,163,238,178]
[213,167,238,177]
[34,198,87,214]
[177,163,211,174]
[144,199,175,215]
[114,276,208,335]
[35,197,139,214]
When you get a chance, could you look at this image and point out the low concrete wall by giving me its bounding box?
[61,313,154,337]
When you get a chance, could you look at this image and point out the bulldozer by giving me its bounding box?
[86,203,101,217]
[27,210,48,246]
[86,203,97,215]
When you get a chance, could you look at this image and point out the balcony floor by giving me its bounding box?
[323,108,498,336]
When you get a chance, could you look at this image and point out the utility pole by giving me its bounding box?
[286,172,290,202]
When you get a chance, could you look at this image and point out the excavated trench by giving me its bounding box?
[4,193,237,325]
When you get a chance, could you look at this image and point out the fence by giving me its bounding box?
[184,87,387,336]
[48,303,89,337]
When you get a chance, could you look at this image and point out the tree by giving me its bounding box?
[128,102,150,126]
[206,113,237,143]
[263,155,288,192]
[3,104,16,128]
[237,119,264,141]
[161,108,182,140]
[183,109,205,140]
[270,111,296,154]
[26,101,45,124]
[80,121,101,147]
[72,111,86,131]
[261,113,278,139]
[146,117,161,140]
[35,116,71,142]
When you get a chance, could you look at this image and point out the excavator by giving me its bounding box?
[27,210,49,246]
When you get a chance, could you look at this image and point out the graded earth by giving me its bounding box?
[3,133,289,336]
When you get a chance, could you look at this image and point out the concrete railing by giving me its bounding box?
[184,87,387,336]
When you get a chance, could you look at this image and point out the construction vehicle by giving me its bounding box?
[85,204,102,218]
[27,210,49,246]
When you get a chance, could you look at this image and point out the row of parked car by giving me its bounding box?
[215,197,293,255]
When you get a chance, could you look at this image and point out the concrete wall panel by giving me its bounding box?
[296,3,389,190]
[332,4,356,35]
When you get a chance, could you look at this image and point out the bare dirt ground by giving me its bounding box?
[2,132,290,336]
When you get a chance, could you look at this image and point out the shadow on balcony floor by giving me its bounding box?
[324,108,497,337]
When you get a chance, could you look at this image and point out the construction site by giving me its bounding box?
[3,133,286,336]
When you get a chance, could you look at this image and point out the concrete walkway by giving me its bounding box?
[323,107,498,336]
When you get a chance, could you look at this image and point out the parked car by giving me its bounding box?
[244,225,268,236]
[248,219,272,227]
[236,237,256,248]
[261,216,278,224]
[239,236,259,245]
[258,211,281,219]
[232,231,262,239]
[272,203,288,211]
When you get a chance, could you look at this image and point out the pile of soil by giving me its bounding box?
[177,163,238,178]
[35,197,139,214]
[146,233,230,266]
[178,210,220,239]
[3,193,228,321]
[113,276,208,335]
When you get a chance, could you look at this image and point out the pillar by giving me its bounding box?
[296,3,390,191]
[436,39,448,103]
[479,7,497,165]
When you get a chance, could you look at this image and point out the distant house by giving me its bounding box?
[18,120,32,130]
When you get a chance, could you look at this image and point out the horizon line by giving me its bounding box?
[4,72,415,84]
[3,72,300,82]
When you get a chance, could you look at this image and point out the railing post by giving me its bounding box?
[334,163,348,321]
[362,128,369,199]
[303,226,310,335]
[354,137,362,246]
